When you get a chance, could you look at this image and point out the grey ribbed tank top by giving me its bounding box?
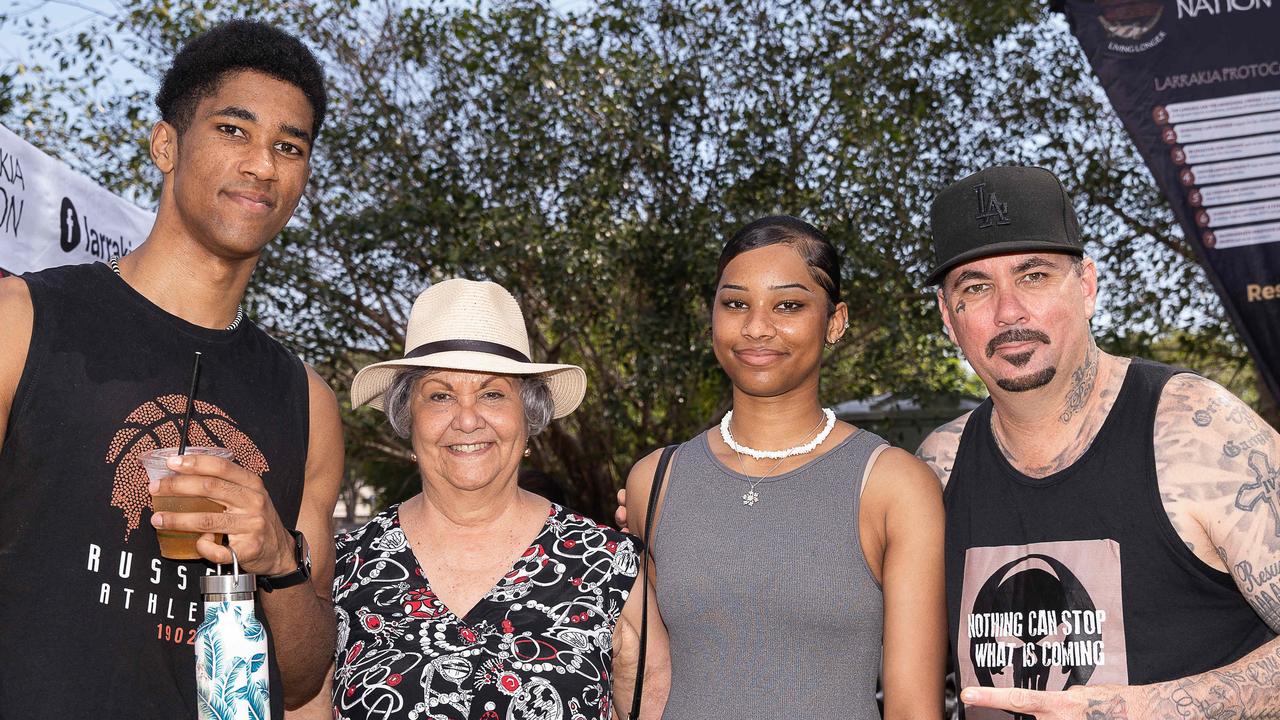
[651,429,886,719]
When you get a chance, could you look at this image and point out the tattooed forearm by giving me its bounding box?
[1139,640,1280,719]
[1061,343,1100,424]
[1084,696,1129,720]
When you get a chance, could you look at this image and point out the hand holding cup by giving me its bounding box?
[141,446,233,560]
[147,450,296,576]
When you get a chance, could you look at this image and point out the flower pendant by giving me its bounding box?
[742,490,760,506]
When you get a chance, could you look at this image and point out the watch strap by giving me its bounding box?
[257,529,311,592]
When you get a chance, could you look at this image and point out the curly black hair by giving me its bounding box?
[157,20,327,138]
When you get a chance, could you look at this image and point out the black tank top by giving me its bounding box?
[0,262,309,719]
[945,358,1273,717]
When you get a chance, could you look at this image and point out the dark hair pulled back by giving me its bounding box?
[715,215,842,314]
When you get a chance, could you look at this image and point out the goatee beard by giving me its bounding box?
[1003,351,1035,368]
[996,367,1057,392]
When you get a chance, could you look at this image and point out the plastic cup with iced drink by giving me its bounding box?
[140,446,234,560]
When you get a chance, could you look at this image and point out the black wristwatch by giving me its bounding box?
[257,529,311,592]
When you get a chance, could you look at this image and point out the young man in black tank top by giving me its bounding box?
[918,166,1279,718]
[0,22,342,716]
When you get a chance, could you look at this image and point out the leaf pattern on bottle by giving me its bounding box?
[197,600,271,720]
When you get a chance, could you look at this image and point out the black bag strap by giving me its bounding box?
[629,444,676,720]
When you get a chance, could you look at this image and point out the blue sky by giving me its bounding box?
[0,0,593,68]
[1,0,595,99]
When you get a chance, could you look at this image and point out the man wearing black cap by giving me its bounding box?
[918,166,1280,717]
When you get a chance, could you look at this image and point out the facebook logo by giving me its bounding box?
[59,196,80,252]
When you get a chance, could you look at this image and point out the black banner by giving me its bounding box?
[1054,0,1280,403]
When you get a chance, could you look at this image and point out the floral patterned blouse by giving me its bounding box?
[332,502,640,720]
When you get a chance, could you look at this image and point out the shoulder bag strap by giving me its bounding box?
[629,444,676,720]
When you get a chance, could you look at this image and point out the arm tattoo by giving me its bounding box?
[1226,547,1280,628]
[1060,342,1099,424]
[1193,396,1223,427]
[1084,697,1129,720]
[1235,450,1280,537]
[917,413,967,484]
[1138,641,1280,719]
[1156,374,1280,627]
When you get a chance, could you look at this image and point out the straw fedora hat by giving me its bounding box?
[350,279,586,418]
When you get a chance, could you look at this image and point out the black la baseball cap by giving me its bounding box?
[926,166,1083,287]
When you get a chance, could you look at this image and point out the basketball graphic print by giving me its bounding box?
[104,394,269,540]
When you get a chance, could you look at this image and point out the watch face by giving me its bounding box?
[297,531,312,572]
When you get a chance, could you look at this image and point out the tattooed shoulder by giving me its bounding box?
[1154,374,1246,563]
[1155,372,1280,632]
[1155,374,1273,472]
[916,410,971,489]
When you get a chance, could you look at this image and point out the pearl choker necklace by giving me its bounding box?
[720,407,837,460]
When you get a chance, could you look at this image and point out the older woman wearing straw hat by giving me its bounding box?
[331,279,668,720]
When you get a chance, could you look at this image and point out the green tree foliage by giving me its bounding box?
[2,0,1262,516]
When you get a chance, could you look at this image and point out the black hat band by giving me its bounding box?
[404,339,532,364]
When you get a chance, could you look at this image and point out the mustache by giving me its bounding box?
[986,329,1051,358]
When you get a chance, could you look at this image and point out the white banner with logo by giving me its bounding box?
[0,122,154,276]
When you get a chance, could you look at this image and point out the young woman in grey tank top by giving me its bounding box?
[622,216,946,719]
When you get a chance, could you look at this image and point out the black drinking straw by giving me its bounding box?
[177,351,202,456]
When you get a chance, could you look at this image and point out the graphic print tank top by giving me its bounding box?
[945,359,1274,719]
[0,262,309,719]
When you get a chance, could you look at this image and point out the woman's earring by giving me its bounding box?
[523,447,532,458]
[410,452,418,462]
[827,320,850,349]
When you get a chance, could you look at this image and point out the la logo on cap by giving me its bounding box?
[973,182,1010,229]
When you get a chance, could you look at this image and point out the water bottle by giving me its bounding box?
[196,550,270,719]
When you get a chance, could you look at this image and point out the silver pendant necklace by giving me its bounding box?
[736,453,788,506]
[731,413,828,507]
[108,257,244,331]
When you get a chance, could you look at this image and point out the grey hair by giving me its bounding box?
[519,375,555,437]
[383,367,555,439]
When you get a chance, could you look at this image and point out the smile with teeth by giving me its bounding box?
[448,442,492,453]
